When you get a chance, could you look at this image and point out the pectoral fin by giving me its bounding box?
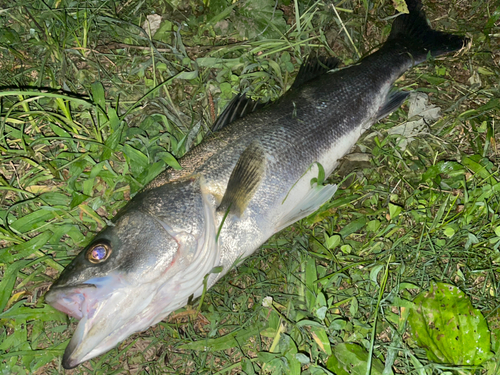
[217,141,266,217]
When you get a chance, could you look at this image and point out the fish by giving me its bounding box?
[45,0,466,369]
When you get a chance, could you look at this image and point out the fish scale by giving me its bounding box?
[45,0,467,368]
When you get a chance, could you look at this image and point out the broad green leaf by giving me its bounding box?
[257,351,279,363]
[367,219,381,232]
[90,81,106,109]
[285,351,302,375]
[10,210,57,233]
[206,1,238,26]
[179,322,263,351]
[261,357,283,372]
[139,161,165,185]
[420,74,447,85]
[305,256,318,311]
[101,126,123,160]
[267,60,282,80]
[388,203,402,220]
[0,320,28,351]
[39,192,71,207]
[108,107,121,131]
[370,264,384,285]
[408,353,432,375]
[68,158,90,190]
[462,154,494,181]
[310,162,326,186]
[326,343,386,375]
[0,301,67,322]
[477,67,494,75]
[153,19,173,41]
[349,297,358,316]
[324,234,341,250]
[295,353,310,365]
[48,224,84,245]
[279,333,297,354]
[330,318,347,330]
[176,71,198,80]
[310,325,331,355]
[0,27,21,44]
[422,161,465,183]
[339,217,366,238]
[0,231,52,262]
[123,144,149,177]
[91,82,109,130]
[159,151,182,170]
[83,162,104,196]
[0,260,31,311]
[70,192,90,208]
[0,346,66,361]
[316,306,328,320]
[443,226,456,238]
[407,282,492,366]
[393,0,409,13]
[241,357,256,375]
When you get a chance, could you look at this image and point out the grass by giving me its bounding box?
[0,0,499,374]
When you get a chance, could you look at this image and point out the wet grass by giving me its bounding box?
[0,0,499,374]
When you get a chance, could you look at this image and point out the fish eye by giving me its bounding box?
[86,242,111,264]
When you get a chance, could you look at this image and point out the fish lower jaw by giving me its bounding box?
[70,324,129,366]
[62,307,151,369]
[60,275,207,368]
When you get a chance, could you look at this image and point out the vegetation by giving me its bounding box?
[0,0,499,373]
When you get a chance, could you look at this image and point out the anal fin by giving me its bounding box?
[217,141,266,217]
[376,90,410,121]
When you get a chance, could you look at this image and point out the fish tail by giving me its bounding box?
[387,0,466,63]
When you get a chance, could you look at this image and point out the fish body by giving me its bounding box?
[45,0,466,368]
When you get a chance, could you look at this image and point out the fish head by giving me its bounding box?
[45,202,215,369]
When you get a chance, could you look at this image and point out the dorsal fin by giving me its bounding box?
[291,55,341,89]
[211,56,340,132]
[211,94,266,132]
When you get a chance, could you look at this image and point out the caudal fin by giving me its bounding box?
[388,0,466,63]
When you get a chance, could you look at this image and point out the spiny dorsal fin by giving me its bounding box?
[376,90,410,121]
[217,140,266,217]
[211,56,340,131]
[212,94,266,132]
[291,55,341,90]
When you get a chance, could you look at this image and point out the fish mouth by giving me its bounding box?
[45,275,158,369]
[45,284,96,320]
